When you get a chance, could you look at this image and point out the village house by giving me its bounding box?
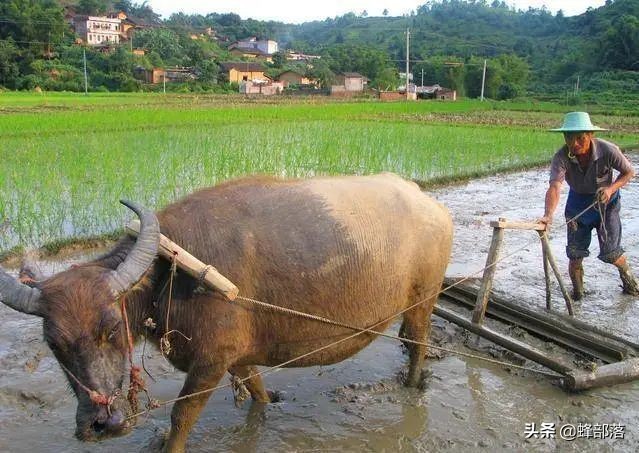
[435,87,457,100]
[221,62,268,84]
[417,84,457,100]
[285,51,321,62]
[240,80,284,95]
[107,11,136,41]
[228,37,278,62]
[380,83,457,101]
[74,15,122,46]
[135,67,196,84]
[228,48,273,62]
[331,72,367,95]
[276,70,318,88]
[190,27,215,41]
[230,37,278,55]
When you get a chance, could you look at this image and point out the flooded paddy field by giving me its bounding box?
[1,157,638,452]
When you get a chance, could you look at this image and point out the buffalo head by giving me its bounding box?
[0,200,160,441]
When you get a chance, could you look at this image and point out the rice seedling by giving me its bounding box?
[1,93,637,251]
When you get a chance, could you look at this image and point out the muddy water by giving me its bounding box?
[2,157,639,452]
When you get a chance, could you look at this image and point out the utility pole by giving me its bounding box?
[575,75,580,95]
[83,48,88,95]
[421,68,424,88]
[405,28,410,101]
[480,59,487,102]
[163,72,166,94]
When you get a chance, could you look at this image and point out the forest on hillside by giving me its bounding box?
[0,0,637,102]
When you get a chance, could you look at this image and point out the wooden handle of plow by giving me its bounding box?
[126,220,239,301]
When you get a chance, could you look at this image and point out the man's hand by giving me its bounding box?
[597,187,615,204]
[538,215,552,231]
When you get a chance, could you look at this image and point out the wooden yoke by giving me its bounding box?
[470,218,573,326]
[126,220,239,301]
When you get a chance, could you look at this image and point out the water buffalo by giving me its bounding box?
[0,173,453,452]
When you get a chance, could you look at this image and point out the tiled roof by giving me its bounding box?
[220,62,266,72]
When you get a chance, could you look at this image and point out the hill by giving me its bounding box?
[0,0,637,103]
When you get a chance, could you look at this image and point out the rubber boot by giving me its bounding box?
[618,263,639,296]
[569,260,584,301]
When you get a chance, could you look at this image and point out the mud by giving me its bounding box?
[1,156,639,452]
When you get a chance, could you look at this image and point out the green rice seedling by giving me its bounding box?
[1,94,637,250]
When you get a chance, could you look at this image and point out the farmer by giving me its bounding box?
[539,111,638,300]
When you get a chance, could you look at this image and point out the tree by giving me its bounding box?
[372,67,399,90]
[0,0,68,84]
[0,40,20,88]
[130,1,162,24]
[306,58,334,88]
[113,0,133,14]
[320,43,394,82]
[195,60,219,84]
[383,9,389,16]
[600,14,639,70]
[135,28,185,66]
[77,0,108,15]
[271,51,287,68]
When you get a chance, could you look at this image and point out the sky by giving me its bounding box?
[147,0,607,24]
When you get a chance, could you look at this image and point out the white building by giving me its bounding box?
[75,16,122,46]
[231,37,278,55]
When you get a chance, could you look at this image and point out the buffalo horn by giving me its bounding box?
[108,200,160,298]
[0,267,43,316]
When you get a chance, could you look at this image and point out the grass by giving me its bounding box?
[1,92,638,251]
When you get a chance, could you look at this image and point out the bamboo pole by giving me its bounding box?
[126,220,239,301]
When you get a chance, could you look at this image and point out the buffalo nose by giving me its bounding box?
[106,410,125,433]
[92,407,109,434]
[92,408,125,435]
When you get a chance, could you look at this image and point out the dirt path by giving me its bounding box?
[1,157,638,452]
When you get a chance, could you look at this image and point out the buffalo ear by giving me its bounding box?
[0,266,44,317]
[19,258,45,288]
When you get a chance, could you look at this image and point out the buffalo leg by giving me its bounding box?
[228,365,271,403]
[401,292,434,387]
[165,364,226,453]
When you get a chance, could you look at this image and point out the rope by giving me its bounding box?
[235,295,561,377]
[160,253,179,357]
[595,188,609,242]
[59,362,120,413]
[123,199,599,421]
[198,265,213,286]
[121,296,147,416]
